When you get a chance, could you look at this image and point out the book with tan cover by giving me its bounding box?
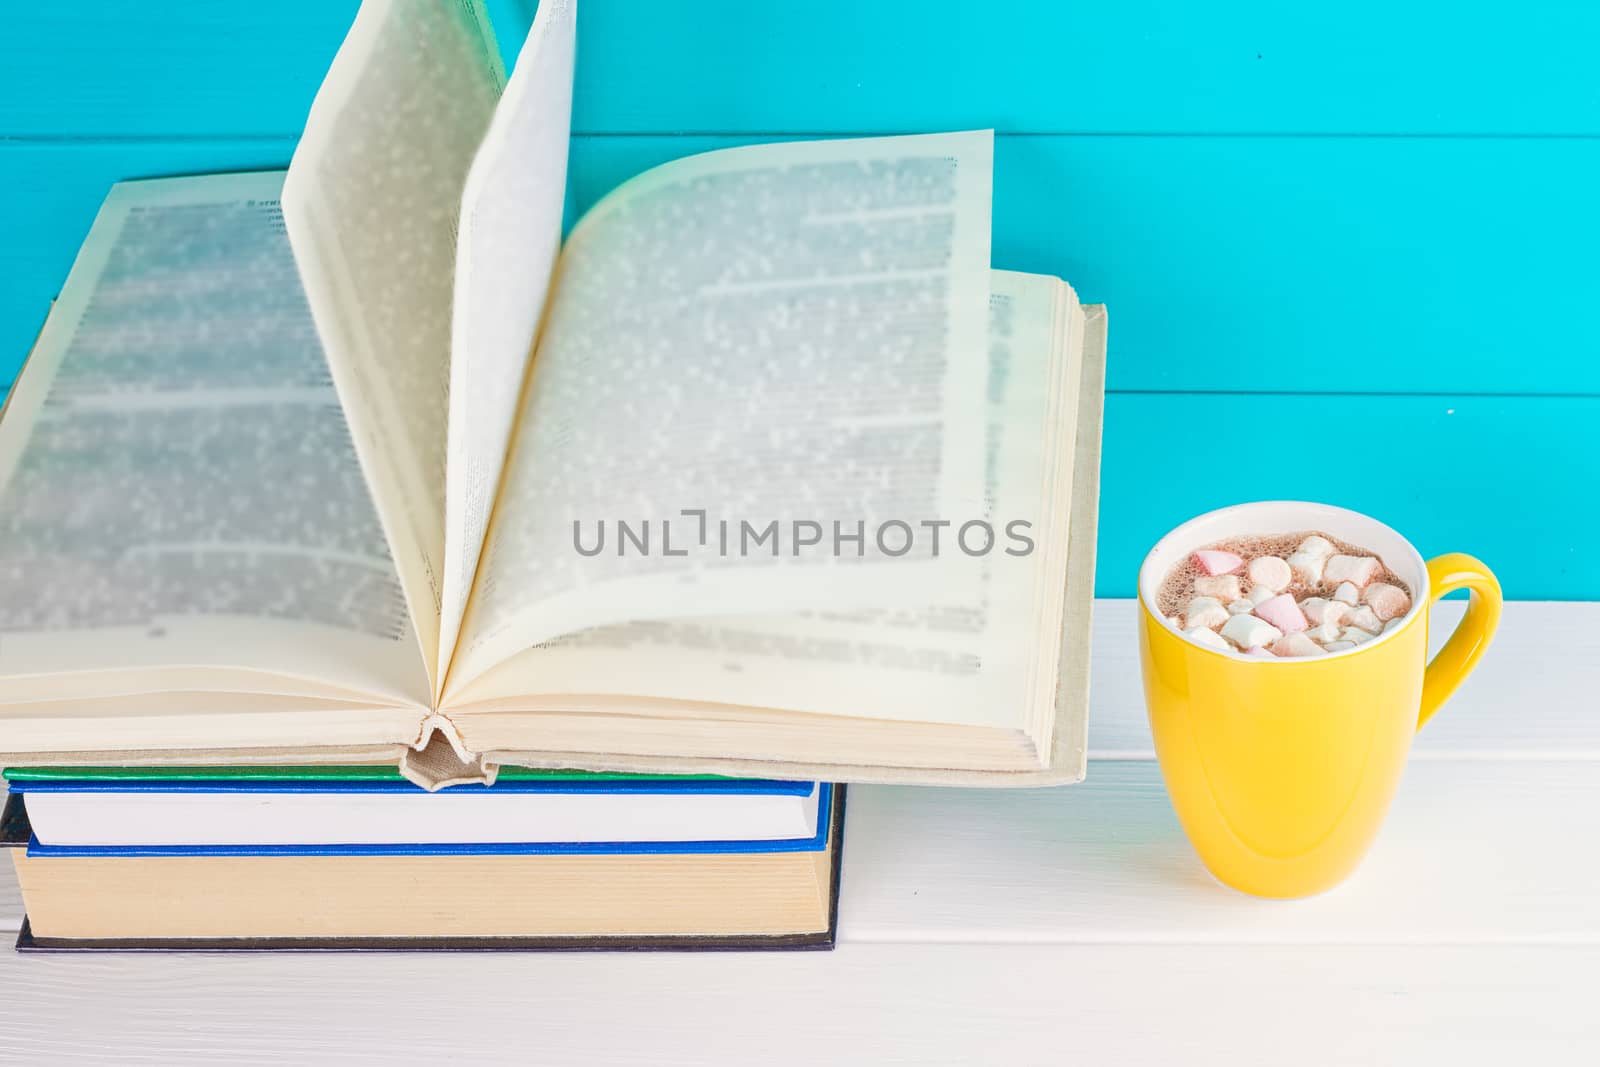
[0,1,1104,788]
[3,786,846,949]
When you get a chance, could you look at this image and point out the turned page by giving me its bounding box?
[447,131,995,696]
[282,0,505,689]
[440,0,575,684]
[451,270,1072,733]
[0,173,430,711]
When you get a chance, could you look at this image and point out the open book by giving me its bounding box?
[0,1,1105,788]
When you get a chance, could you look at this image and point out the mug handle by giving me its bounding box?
[1417,553,1503,730]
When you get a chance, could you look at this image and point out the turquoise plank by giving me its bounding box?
[5,2,1600,137]
[2,5,352,140]
[1098,393,1589,601]
[5,135,1599,394]
[570,2,1600,136]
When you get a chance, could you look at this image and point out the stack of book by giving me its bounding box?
[2,768,842,950]
[0,3,1105,950]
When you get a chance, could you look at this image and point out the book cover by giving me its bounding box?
[19,784,833,857]
[7,767,831,857]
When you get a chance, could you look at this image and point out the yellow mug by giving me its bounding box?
[1137,501,1502,898]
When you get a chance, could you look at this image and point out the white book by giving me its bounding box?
[0,0,1104,788]
[13,777,825,850]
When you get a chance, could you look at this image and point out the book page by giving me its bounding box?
[447,131,995,696]
[440,0,575,687]
[0,174,430,709]
[451,271,1067,732]
[282,0,505,690]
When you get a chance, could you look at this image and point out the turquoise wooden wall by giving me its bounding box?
[3,1,1595,598]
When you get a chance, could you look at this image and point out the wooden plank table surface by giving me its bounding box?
[0,599,1593,1064]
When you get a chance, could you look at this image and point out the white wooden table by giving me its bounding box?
[1,600,1595,1065]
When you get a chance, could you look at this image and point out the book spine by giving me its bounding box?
[398,715,495,791]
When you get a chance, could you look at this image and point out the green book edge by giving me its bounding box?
[3,765,727,784]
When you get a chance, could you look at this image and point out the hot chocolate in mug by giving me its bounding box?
[1138,501,1501,898]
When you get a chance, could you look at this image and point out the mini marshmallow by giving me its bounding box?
[1323,640,1357,652]
[1363,582,1411,622]
[1166,615,1182,629]
[1194,575,1243,603]
[1324,554,1381,588]
[1184,596,1230,631]
[1345,605,1382,634]
[1221,614,1283,650]
[1246,645,1277,658]
[1183,626,1230,651]
[1227,598,1257,615]
[1332,581,1361,606]
[1271,633,1325,657]
[1192,549,1245,576]
[1253,593,1309,634]
[1299,597,1350,628]
[1248,583,1280,605]
[1296,535,1336,560]
[1339,625,1376,645]
[1305,621,1343,644]
[1286,551,1326,585]
[1246,555,1292,594]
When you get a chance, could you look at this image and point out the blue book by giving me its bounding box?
[5,767,831,857]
